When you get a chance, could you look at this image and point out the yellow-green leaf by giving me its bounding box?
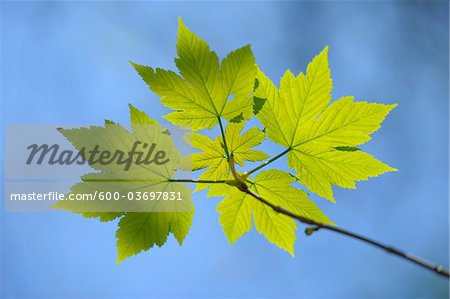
[187,122,268,191]
[255,47,397,201]
[131,18,257,131]
[288,146,396,202]
[55,105,194,263]
[216,170,334,256]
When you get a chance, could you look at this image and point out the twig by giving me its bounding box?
[241,186,449,278]
[174,174,449,277]
[207,117,449,278]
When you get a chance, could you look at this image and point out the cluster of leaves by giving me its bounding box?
[57,18,396,262]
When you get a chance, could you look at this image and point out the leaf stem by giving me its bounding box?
[244,148,291,177]
[242,186,450,278]
[218,117,230,161]
[168,179,227,184]
[82,179,227,184]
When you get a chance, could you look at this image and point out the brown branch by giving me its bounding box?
[242,186,450,278]
[209,119,449,278]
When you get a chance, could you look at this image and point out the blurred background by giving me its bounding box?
[1,1,449,298]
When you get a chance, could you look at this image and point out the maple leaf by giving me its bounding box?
[131,18,257,131]
[53,105,194,263]
[214,170,333,255]
[255,47,397,202]
[186,122,269,191]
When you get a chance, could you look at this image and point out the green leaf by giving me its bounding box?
[129,103,156,125]
[187,122,269,191]
[104,119,116,125]
[253,97,266,115]
[116,209,192,263]
[215,170,333,255]
[255,47,397,202]
[54,105,194,263]
[131,18,257,130]
[334,146,360,152]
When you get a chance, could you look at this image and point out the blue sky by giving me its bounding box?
[1,1,449,298]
